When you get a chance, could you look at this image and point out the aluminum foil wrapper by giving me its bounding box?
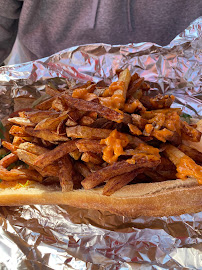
[0,17,201,269]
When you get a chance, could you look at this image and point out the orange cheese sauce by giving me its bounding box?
[124,100,146,113]
[100,81,126,110]
[127,144,160,164]
[176,156,202,184]
[0,180,32,189]
[100,129,129,164]
[164,112,181,133]
[72,88,97,101]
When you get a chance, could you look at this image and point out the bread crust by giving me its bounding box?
[0,178,201,217]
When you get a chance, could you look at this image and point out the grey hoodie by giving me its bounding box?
[0,0,201,64]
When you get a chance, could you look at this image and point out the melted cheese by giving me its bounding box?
[127,144,160,164]
[176,156,202,184]
[72,88,97,101]
[100,129,129,164]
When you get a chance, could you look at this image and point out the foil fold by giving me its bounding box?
[0,17,201,269]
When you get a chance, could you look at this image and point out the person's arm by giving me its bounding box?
[0,0,22,65]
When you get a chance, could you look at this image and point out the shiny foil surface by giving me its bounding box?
[0,17,201,269]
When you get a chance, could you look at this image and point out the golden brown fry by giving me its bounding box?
[79,116,95,126]
[82,157,160,190]
[45,85,61,97]
[69,149,81,160]
[34,112,68,131]
[21,110,60,123]
[103,169,144,196]
[178,144,202,165]
[66,126,111,139]
[128,123,142,136]
[75,139,104,153]
[181,120,201,142]
[127,77,144,98]
[35,97,55,110]
[58,155,73,191]
[34,140,77,168]
[25,127,69,142]
[8,117,35,127]
[0,152,18,167]
[144,170,167,182]
[2,141,18,154]
[16,149,60,178]
[62,94,124,122]
[9,125,29,137]
[81,152,103,164]
[74,161,91,177]
[18,142,49,155]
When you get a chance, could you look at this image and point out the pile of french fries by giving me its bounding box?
[0,68,202,194]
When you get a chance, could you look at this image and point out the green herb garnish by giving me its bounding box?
[0,121,5,139]
[181,113,192,124]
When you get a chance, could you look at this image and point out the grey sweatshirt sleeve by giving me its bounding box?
[0,0,22,64]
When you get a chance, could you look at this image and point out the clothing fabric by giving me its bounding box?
[0,0,201,65]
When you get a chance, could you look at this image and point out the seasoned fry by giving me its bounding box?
[62,94,124,122]
[8,117,35,127]
[178,144,202,165]
[58,155,73,191]
[2,141,18,154]
[103,169,144,196]
[18,142,49,155]
[25,127,69,142]
[21,110,60,123]
[69,149,82,160]
[16,149,60,178]
[66,126,111,139]
[34,113,68,131]
[82,157,160,190]
[81,152,103,164]
[74,161,91,177]
[9,125,29,137]
[75,139,104,153]
[35,97,55,110]
[181,120,201,142]
[34,140,77,168]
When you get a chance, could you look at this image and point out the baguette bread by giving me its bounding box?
[0,178,201,217]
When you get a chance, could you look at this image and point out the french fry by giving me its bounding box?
[45,85,61,97]
[82,157,160,190]
[75,139,104,153]
[2,141,18,154]
[21,110,60,123]
[16,149,60,178]
[8,117,35,127]
[181,120,201,142]
[66,126,111,139]
[35,97,55,110]
[9,125,29,137]
[74,161,91,177]
[62,94,124,122]
[58,155,73,191]
[103,169,144,196]
[79,116,95,126]
[69,149,82,160]
[25,127,69,142]
[18,142,49,155]
[34,140,77,168]
[178,144,202,165]
[127,77,144,98]
[34,112,68,131]
[81,152,103,165]
[0,152,18,167]
[128,123,142,136]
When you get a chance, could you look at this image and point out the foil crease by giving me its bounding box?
[0,17,201,269]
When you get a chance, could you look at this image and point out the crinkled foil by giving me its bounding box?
[0,17,201,269]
